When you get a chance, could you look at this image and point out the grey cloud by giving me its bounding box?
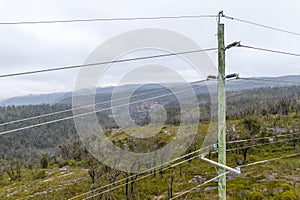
[0,0,299,99]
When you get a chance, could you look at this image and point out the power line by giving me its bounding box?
[1,74,297,137]
[209,137,300,155]
[0,86,189,135]
[0,48,217,78]
[226,132,300,144]
[239,153,299,168]
[237,44,300,57]
[0,82,215,135]
[0,79,212,127]
[170,153,299,200]
[0,79,216,198]
[169,171,230,200]
[2,12,299,199]
[69,145,212,200]
[83,154,202,200]
[76,134,298,198]
[0,15,217,25]
[222,14,300,37]
[226,137,300,152]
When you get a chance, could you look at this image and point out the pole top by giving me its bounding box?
[218,11,224,24]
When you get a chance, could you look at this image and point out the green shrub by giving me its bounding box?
[33,170,46,179]
[247,191,264,200]
[247,155,256,162]
[58,160,69,168]
[281,183,292,192]
[279,190,297,200]
[0,172,4,185]
[69,160,76,167]
[40,154,49,169]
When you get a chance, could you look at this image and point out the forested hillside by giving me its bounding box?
[0,85,299,199]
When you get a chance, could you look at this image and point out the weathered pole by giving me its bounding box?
[217,11,226,200]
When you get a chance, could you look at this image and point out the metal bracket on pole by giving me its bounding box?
[201,154,241,174]
[225,41,241,50]
[224,73,239,80]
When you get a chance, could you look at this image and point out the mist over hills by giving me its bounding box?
[1,75,299,106]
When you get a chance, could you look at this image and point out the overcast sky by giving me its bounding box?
[0,0,300,100]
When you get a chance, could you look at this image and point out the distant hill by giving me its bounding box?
[0,92,67,106]
[0,83,299,163]
[1,75,299,106]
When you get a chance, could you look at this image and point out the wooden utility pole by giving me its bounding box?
[217,11,226,200]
